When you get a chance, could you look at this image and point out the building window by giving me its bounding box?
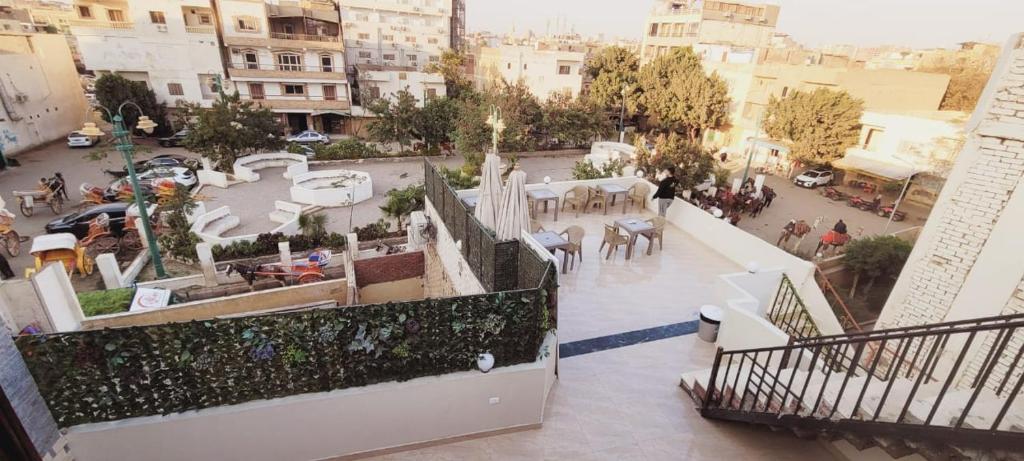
[426,88,437,98]
[283,84,305,95]
[523,63,527,70]
[382,34,394,41]
[107,9,125,22]
[277,53,301,71]
[358,51,371,59]
[249,83,265,99]
[781,86,789,97]
[198,14,212,25]
[369,86,380,99]
[428,37,438,44]
[167,83,184,96]
[428,55,439,63]
[149,11,166,24]
[506,63,511,69]
[358,32,370,40]
[77,6,92,18]
[405,36,416,43]
[320,55,334,72]
[648,23,658,36]
[398,72,407,80]
[241,50,258,69]
[408,54,417,62]
[323,85,337,101]
[356,13,369,21]
[557,65,571,75]
[383,53,395,61]
[235,16,258,32]
[198,74,218,99]
[282,23,295,34]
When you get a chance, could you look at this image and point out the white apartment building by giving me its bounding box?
[353,64,444,107]
[0,31,87,156]
[474,44,584,100]
[640,0,780,65]
[218,0,352,134]
[337,0,453,71]
[69,0,224,108]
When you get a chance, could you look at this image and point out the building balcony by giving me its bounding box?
[244,96,351,112]
[227,63,347,80]
[185,25,214,34]
[269,31,339,42]
[68,19,132,29]
[223,34,342,50]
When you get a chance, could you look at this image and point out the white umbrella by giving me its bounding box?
[495,169,530,241]
[474,153,503,231]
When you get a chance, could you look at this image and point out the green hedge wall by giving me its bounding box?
[16,285,552,427]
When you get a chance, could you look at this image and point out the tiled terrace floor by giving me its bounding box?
[362,205,835,460]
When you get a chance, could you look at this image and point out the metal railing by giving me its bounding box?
[228,62,345,74]
[270,31,339,42]
[767,275,821,339]
[814,267,865,332]
[69,19,133,29]
[185,25,214,34]
[701,312,1024,450]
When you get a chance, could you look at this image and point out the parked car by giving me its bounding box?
[45,202,130,239]
[286,130,330,145]
[67,131,98,148]
[158,129,189,147]
[132,154,197,172]
[793,169,834,188]
[289,143,316,159]
[103,166,197,201]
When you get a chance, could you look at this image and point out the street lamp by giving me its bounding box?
[80,103,167,278]
[883,156,919,235]
[618,84,629,143]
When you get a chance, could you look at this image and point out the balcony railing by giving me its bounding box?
[69,19,133,29]
[228,62,345,74]
[269,31,339,42]
[185,25,214,34]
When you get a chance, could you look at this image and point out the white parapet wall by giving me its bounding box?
[65,333,558,461]
[233,152,309,183]
[584,141,637,169]
[289,169,373,207]
[190,202,301,247]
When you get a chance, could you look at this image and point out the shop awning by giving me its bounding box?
[311,110,350,117]
[833,149,917,181]
[747,137,790,153]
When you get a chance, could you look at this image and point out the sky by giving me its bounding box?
[465,0,1024,49]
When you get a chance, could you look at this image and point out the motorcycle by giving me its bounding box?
[848,196,881,212]
[820,187,847,201]
[877,204,907,221]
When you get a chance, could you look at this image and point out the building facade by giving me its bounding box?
[337,0,453,71]
[640,0,780,65]
[218,0,351,134]
[69,0,225,109]
[0,31,87,157]
[474,43,584,100]
[353,64,445,106]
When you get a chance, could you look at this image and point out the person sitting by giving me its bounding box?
[834,219,848,234]
[778,219,797,246]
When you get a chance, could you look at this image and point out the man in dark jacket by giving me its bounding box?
[653,167,678,217]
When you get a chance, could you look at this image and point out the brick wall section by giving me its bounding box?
[881,40,1024,329]
[352,251,425,288]
[423,244,458,299]
[961,279,1024,391]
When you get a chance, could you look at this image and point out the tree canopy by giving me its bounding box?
[453,80,543,154]
[181,92,285,171]
[541,92,612,148]
[843,235,913,297]
[919,63,993,112]
[762,88,864,166]
[636,133,716,191]
[424,49,473,99]
[414,95,459,151]
[94,73,171,135]
[585,46,641,115]
[366,89,420,152]
[637,47,730,142]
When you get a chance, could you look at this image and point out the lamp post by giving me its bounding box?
[618,84,628,143]
[485,105,504,155]
[80,103,167,278]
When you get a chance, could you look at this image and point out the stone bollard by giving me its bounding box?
[278,241,291,268]
[196,242,218,287]
[96,253,124,289]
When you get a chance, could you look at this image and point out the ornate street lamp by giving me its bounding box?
[80,103,167,278]
[485,105,505,155]
[618,84,629,143]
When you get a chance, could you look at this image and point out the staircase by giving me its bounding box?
[680,313,1024,460]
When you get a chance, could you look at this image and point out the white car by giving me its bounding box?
[793,169,834,188]
[67,131,98,148]
[286,130,330,144]
[106,167,197,197]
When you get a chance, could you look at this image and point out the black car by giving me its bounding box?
[158,129,189,147]
[45,202,130,239]
[130,154,196,172]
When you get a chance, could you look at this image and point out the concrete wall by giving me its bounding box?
[0,278,51,332]
[476,45,584,100]
[31,263,84,332]
[359,277,424,304]
[66,332,557,461]
[0,32,87,156]
[81,278,348,329]
[422,198,485,296]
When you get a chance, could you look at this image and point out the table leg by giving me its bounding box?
[621,193,628,214]
[561,248,569,274]
[553,199,559,221]
[603,195,610,215]
[625,234,634,259]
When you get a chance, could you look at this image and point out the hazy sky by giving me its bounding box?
[466,0,1024,49]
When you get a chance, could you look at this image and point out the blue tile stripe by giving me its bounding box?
[558,320,700,358]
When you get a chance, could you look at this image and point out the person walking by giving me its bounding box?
[777,219,797,246]
[0,253,13,280]
[653,166,678,217]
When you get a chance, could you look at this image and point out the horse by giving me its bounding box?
[226,262,288,286]
[815,230,852,255]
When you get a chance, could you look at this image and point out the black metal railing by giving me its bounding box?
[767,274,821,339]
[700,312,1024,450]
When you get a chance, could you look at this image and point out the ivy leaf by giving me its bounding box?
[104,343,117,352]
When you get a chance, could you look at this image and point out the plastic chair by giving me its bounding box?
[561,185,589,217]
[627,182,651,211]
[586,187,606,213]
[642,216,667,255]
[598,224,628,260]
[559,225,585,270]
[530,219,545,233]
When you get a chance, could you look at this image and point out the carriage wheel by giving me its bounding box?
[297,272,323,284]
[3,231,20,257]
[50,197,63,214]
[87,235,120,257]
[19,201,33,217]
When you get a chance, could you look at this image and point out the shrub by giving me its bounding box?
[439,166,480,189]
[844,235,913,297]
[77,288,134,317]
[313,138,381,160]
[211,232,347,261]
[354,219,391,241]
[380,184,425,229]
[571,158,625,180]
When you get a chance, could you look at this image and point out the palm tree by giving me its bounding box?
[298,212,327,241]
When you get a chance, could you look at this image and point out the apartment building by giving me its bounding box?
[69,0,224,108]
[353,64,444,105]
[474,43,585,100]
[0,0,32,33]
[337,0,454,71]
[218,0,351,134]
[639,0,780,65]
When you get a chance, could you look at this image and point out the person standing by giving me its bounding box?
[653,166,678,217]
[0,253,13,280]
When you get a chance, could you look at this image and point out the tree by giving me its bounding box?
[158,184,200,263]
[379,184,425,229]
[585,46,641,115]
[298,212,327,241]
[425,49,473,99]
[453,80,543,154]
[181,92,285,171]
[415,95,459,152]
[843,236,913,298]
[94,73,171,135]
[541,93,613,148]
[919,63,993,111]
[636,133,716,192]
[367,89,420,152]
[762,88,864,167]
[637,47,731,141]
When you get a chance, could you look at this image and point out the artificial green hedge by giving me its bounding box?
[17,284,552,426]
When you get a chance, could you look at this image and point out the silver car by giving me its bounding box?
[286,130,330,144]
[67,131,98,148]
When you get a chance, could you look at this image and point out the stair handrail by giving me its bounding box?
[792,311,1024,346]
[814,266,863,332]
[767,274,821,339]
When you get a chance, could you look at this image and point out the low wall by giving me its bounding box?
[584,141,636,169]
[290,169,373,207]
[65,332,558,461]
[422,199,486,296]
[233,152,309,182]
[81,278,348,330]
[190,204,301,247]
[354,251,426,303]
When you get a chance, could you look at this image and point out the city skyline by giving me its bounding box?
[466,0,1024,49]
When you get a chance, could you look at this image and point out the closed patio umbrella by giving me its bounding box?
[495,168,530,241]
[474,153,503,231]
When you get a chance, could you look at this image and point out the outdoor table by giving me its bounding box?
[531,231,572,274]
[527,189,559,221]
[598,184,629,215]
[614,217,655,259]
[461,195,478,211]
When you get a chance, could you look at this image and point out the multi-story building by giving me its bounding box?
[20,1,83,68]
[0,0,33,33]
[218,0,351,134]
[474,43,585,100]
[916,41,1001,70]
[337,0,454,71]
[69,0,225,109]
[639,0,780,65]
[352,63,444,106]
[0,31,87,156]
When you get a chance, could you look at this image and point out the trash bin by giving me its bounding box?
[698,305,723,343]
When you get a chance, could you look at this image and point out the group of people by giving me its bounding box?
[691,178,778,226]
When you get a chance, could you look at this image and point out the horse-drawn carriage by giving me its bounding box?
[12,176,64,217]
[25,233,94,278]
[227,250,331,286]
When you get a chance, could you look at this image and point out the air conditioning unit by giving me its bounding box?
[723,12,733,17]
[156,24,168,32]
[758,17,767,23]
